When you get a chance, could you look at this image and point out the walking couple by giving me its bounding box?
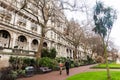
[59,60,70,75]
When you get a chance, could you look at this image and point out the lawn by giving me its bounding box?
[91,63,120,69]
[66,71,120,80]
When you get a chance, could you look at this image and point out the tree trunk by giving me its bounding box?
[36,28,45,59]
[73,46,77,60]
[36,36,44,58]
[104,42,111,80]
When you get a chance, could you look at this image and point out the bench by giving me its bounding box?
[39,67,52,73]
[25,66,34,77]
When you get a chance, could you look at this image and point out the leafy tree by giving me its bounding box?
[41,48,57,59]
[41,48,49,58]
[49,48,57,59]
[93,1,117,80]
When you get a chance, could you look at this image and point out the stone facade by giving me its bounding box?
[0,0,84,58]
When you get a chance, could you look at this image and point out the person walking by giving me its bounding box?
[59,62,63,75]
[65,60,70,75]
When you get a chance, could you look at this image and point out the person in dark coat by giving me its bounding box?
[65,60,70,75]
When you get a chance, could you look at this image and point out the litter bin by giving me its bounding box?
[25,66,34,77]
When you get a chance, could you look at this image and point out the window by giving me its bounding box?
[2,33,8,38]
[17,17,26,27]
[31,23,37,31]
[0,9,11,22]
[51,31,53,39]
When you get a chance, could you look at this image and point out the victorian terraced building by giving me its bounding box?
[0,0,84,61]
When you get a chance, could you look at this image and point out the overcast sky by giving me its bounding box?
[65,0,120,51]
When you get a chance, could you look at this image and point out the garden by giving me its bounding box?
[0,48,95,80]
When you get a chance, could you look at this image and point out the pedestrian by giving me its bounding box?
[65,60,70,75]
[59,62,63,75]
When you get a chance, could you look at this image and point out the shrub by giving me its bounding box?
[55,57,67,63]
[23,57,35,66]
[9,56,35,70]
[86,55,95,64]
[74,61,79,67]
[70,64,74,68]
[39,57,56,69]
[9,70,18,79]
[0,68,13,80]
[49,48,57,59]
[41,48,49,57]
[41,48,57,59]
[95,56,104,63]
[17,69,26,78]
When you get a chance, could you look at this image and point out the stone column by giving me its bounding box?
[28,38,32,51]
[11,33,17,48]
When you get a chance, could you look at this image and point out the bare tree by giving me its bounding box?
[86,35,103,58]
[19,0,69,58]
[17,0,92,59]
[107,40,118,61]
[64,19,84,59]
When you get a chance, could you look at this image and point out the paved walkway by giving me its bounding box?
[18,64,105,80]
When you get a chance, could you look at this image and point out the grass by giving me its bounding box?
[66,71,120,80]
[91,63,120,69]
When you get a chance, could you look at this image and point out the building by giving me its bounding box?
[0,0,84,60]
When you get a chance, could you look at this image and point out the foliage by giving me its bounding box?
[93,1,117,38]
[73,61,80,67]
[23,57,35,66]
[70,64,75,68]
[86,55,95,64]
[0,68,26,80]
[55,57,67,63]
[49,48,57,59]
[95,56,104,63]
[41,48,49,57]
[41,48,57,59]
[66,71,120,80]
[39,57,57,69]
[17,70,26,77]
[9,70,18,79]
[0,67,14,80]
[9,56,35,70]
[80,56,95,65]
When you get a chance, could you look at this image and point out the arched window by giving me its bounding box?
[43,42,47,48]
[18,35,27,42]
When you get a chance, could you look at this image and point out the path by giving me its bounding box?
[18,64,103,80]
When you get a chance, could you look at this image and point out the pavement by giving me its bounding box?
[18,64,105,80]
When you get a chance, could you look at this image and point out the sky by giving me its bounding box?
[65,0,120,51]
